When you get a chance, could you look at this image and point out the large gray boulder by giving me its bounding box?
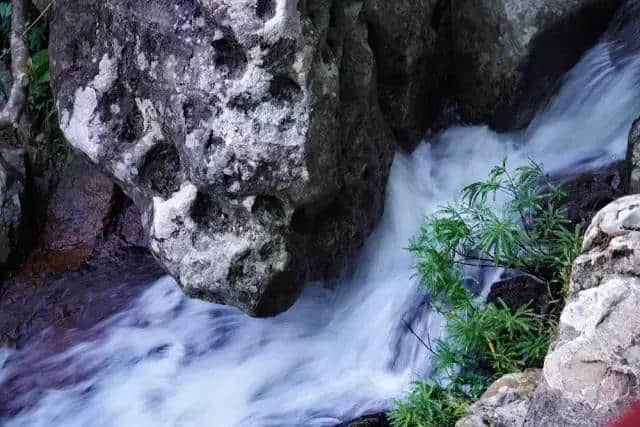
[47,0,396,316]
[524,195,640,426]
[451,0,620,128]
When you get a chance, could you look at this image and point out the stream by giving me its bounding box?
[2,4,640,426]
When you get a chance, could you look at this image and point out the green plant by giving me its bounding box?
[390,159,583,427]
[389,382,470,427]
[412,159,582,300]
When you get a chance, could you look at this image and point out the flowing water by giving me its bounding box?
[2,8,640,427]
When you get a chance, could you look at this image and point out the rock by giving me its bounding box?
[0,251,162,349]
[571,195,640,294]
[456,369,541,427]
[624,118,640,193]
[47,0,395,316]
[40,156,115,259]
[337,413,390,427]
[553,161,626,228]
[363,0,448,149]
[603,0,640,63]
[487,274,553,315]
[0,253,163,416]
[107,192,147,249]
[451,0,620,129]
[0,148,27,269]
[12,155,146,286]
[524,195,640,426]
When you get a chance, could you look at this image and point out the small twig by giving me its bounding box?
[0,0,54,62]
[21,0,52,38]
[453,260,497,268]
[402,317,437,355]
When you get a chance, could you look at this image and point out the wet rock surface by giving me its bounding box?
[0,251,164,416]
[363,0,448,150]
[0,251,162,349]
[553,160,626,228]
[488,274,552,315]
[9,155,147,286]
[524,195,640,426]
[451,0,620,129]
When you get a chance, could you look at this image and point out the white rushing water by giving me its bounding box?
[3,17,640,427]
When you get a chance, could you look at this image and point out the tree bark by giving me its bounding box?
[0,0,28,129]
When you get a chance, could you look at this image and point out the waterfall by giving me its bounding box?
[2,10,640,427]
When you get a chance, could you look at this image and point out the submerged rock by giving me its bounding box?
[0,252,163,415]
[11,155,146,286]
[524,195,640,426]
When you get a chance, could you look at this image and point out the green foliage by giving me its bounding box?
[389,382,470,427]
[390,159,583,427]
[0,2,11,58]
[436,301,551,377]
[411,159,582,299]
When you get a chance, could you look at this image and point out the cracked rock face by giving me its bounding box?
[451,0,620,128]
[524,195,640,426]
[0,149,26,269]
[47,0,395,316]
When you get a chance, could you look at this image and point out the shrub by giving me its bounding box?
[390,159,583,427]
